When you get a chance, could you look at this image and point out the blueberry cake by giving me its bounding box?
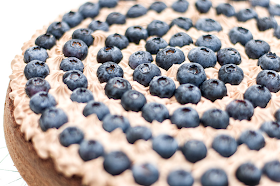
[4,0,280,185]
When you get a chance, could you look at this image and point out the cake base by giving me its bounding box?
[4,85,83,186]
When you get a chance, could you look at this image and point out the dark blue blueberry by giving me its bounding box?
[274,26,280,39]
[176,63,206,87]
[238,130,265,150]
[169,32,193,47]
[126,4,147,18]
[60,57,84,72]
[24,46,49,63]
[200,79,227,102]
[62,11,83,28]
[78,2,100,18]
[250,0,270,7]
[269,4,280,16]
[102,115,130,133]
[149,76,176,98]
[258,52,280,72]
[97,46,123,64]
[236,8,258,22]
[263,160,280,182]
[35,33,56,50]
[147,20,169,37]
[175,84,201,105]
[79,140,104,161]
[212,134,237,157]
[275,109,280,122]
[188,47,217,68]
[181,140,207,163]
[201,168,228,186]
[172,0,189,13]
[103,151,131,175]
[260,121,280,139]
[97,62,123,83]
[245,39,270,59]
[63,39,88,61]
[167,170,194,186]
[216,3,235,17]
[141,102,169,123]
[62,70,88,91]
[25,77,51,98]
[195,0,212,13]
[83,100,110,120]
[125,26,148,44]
[121,90,146,112]
[201,109,229,129]
[195,18,222,32]
[24,60,50,80]
[218,64,244,85]
[226,100,254,120]
[145,37,168,55]
[47,21,70,40]
[39,107,68,131]
[133,63,161,87]
[228,27,253,46]
[106,12,126,26]
[256,70,280,93]
[149,1,167,13]
[59,127,84,147]
[217,48,242,66]
[195,34,221,52]
[132,163,159,185]
[99,0,118,8]
[156,47,185,70]
[244,85,271,108]
[171,107,200,128]
[129,51,153,69]
[170,17,193,31]
[29,92,57,114]
[88,20,109,32]
[126,126,152,144]
[235,162,261,185]
[104,77,132,99]
[105,33,129,50]
[70,88,94,103]
[257,17,278,31]
[72,28,94,47]
[152,134,178,159]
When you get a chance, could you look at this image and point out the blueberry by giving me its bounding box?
[226,100,254,120]
[169,32,193,47]
[106,12,126,26]
[126,126,152,144]
[269,4,280,16]
[62,70,88,91]
[260,121,280,139]
[99,0,118,8]
[201,109,229,129]
[62,11,83,28]
[25,77,51,98]
[228,27,253,46]
[170,17,193,31]
[147,20,169,37]
[24,46,49,63]
[88,20,109,32]
[24,60,50,80]
[244,85,271,108]
[63,39,88,61]
[39,107,68,131]
[103,151,131,175]
[59,127,84,147]
[102,115,130,133]
[257,17,278,31]
[236,8,258,22]
[195,0,212,13]
[97,46,123,64]
[133,63,161,87]
[181,140,207,163]
[35,33,56,50]
[175,84,201,105]
[105,33,129,50]
[171,107,200,128]
[83,101,110,120]
[47,21,70,40]
[245,39,270,59]
[149,1,167,13]
[212,134,237,157]
[145,37,168,55]
[216,3,235,17]
[235,162,261,185]
[70,88,94,103]
[200,79,227,102]
[250,0,270,7]
[149,76,176,98]
[97,62,123,83]
[275,109,280,122]
[125,26,148,44]
[238,130,265,150]
[132,163,159,185]
[218,64,244,85]
[263,160,280,182]
[121,90,147,112]
[156,47,185,70]
[256,70,280,93]
[126,4,147,18]
[201,168,229,186]
[79,140,104,161]
[188,47,217,68]
[258,52,280,72]
[72,28,94,47]
[29,92,57,114]
[141,102,169,123]
[274,26,280,39]
[104,77,132,99]
[129,51,153,69]
[78,2,100,18]
[176,63,206,87]
[195,18,222,32]
[60,57,84,72]
[195,35,221,52]
[152,134,178,159]
[167,170,194,186]
[217,48,242,66]
[172,0,189,13]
